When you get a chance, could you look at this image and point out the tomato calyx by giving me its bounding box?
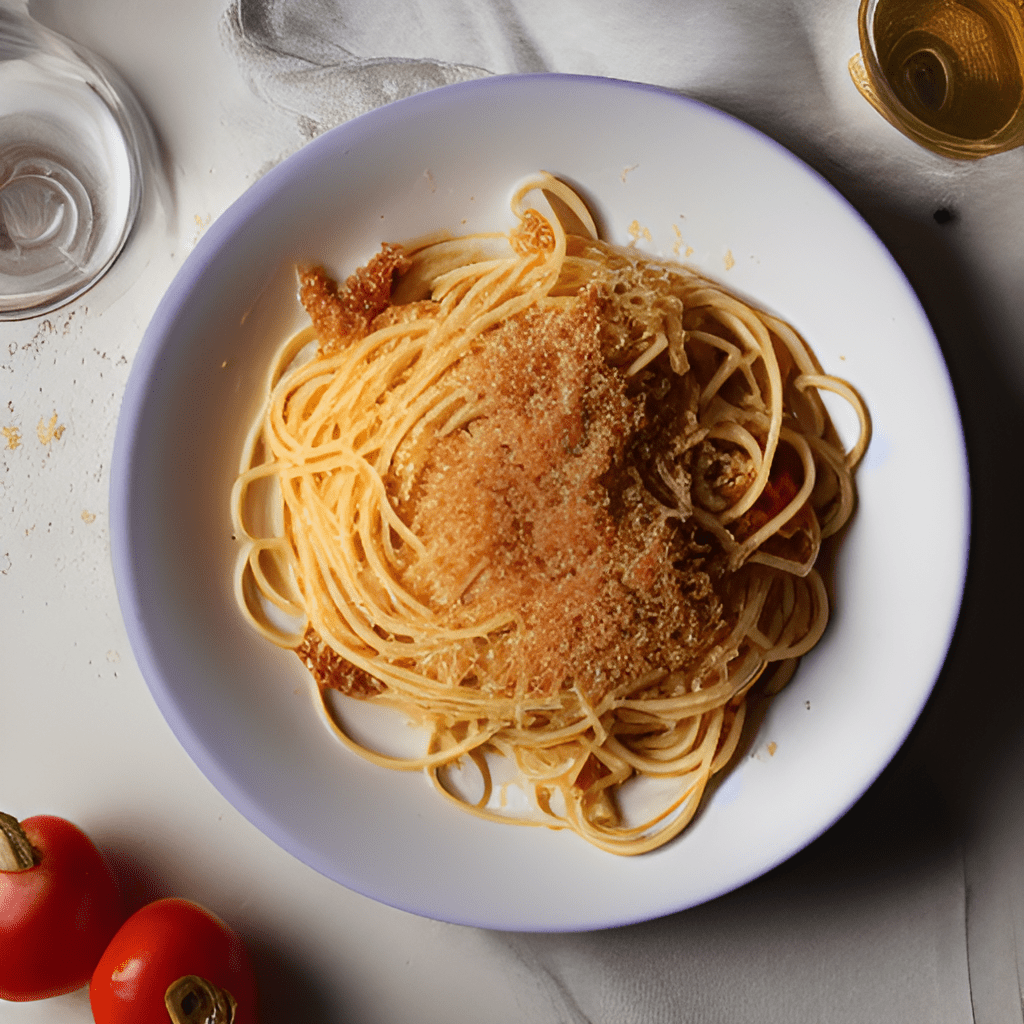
[165,975,238,1024]
[0,811,36,871]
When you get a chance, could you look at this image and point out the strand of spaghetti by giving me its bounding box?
[625,332,668,376]
[233,550,308,648]
[522,755,592,790]
[704,305,784,524]
[498,714,610,747]
[750,491,823,577]
[688,330,760,403]
[602,729,721,777]
[396,235,512,298]
[613,679,757,717]
[796,373,872,469]
[692,342,741,409]
[709,701,747,773]
[230,459,285,540]
[763,657,799,696]
[806,434,856,538]
[762,571,829,660]
[427,769,553,829]
[463,748,495,808]
[729,428,818,571]
[513,172,600,240]
[704,421,766,473]
[436,250,550,326]
[761,309,826,376]
[318,693,502,771]
[769,318,852,448]
[290,490,418,649]
[312,318,436,405]
[373,383,482,477]
[296,471,432,630]
[428,255,521,298]
[563,729,722,850]
[569,756,711,842]
[629,712,703,747]
[244,539,304,617]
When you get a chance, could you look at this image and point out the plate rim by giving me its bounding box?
[109,71,971,931]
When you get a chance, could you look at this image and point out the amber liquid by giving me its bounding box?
[869,0,1024,142]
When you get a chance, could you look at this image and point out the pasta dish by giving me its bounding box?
[230,174,870,855]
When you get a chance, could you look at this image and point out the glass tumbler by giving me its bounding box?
[0,1,143,319]
[849,0,1024,159]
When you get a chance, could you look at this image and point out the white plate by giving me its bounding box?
[110,74,969,931]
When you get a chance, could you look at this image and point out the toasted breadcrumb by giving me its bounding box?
[299,244,410,356]
[298,262,732,706]
[297,627,385,698]
[37,413,65,444]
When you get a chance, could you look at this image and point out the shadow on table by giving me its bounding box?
[844,180,1024,827]
[496,754,968,1023]
[490,149,1024,1024]
[100,834,345,1024]
[245,934,343,1024]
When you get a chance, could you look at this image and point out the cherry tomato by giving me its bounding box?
[0,812,125,1001]
[90,898,258,1024]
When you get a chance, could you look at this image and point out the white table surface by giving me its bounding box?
[4,1,1024,1021]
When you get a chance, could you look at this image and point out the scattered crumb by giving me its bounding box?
[221,361,228,369]
[671,226,695,259]
[81,510,96,524]
[106,650,120,663]
[2,425,21,450]
[37,413,65,445]
[627,220,652,245]
[621,163,639,183]
[187,213,212,251]
[724,250,735,271]
[805,700,811,710]
[767,741,777,756]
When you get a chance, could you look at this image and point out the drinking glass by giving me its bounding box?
[0,1,143,319]
[849,0,1024,159]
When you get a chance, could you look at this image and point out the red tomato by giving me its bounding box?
[0,813,125,1001]
[90,898,258,1024]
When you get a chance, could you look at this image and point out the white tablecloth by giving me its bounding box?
[5,1,1024,1020]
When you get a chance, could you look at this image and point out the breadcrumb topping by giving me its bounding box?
[293,245,737,706]
[299,244,410,356]
[392,289,728,703]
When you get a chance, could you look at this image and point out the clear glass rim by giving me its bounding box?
[0,12,145,320]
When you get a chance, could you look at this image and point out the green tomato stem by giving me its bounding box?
[0,812,36,871]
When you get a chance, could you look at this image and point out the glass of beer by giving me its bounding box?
[849,0,1024,159]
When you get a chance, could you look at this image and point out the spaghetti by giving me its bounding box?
[231,174,870,855]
